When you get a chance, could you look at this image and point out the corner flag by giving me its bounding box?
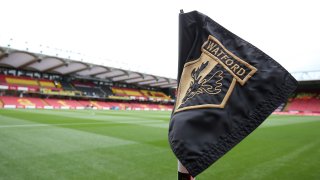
[169,10,298,178]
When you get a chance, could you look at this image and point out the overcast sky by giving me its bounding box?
[0,0,319,79]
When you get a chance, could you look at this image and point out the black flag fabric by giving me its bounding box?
[169,10,298,177]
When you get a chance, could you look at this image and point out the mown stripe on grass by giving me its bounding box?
[0,114,39,126]
[0,110,168,130]
[260,117,319,128]
[0,124,137,159]
[0,120,165,129]
[0,143,176,180]
[10,109,171,121]
[10,109,167,123]
[236,141,319,180]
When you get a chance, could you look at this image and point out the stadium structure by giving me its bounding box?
[0,39,319,180]
[0,39,177,111]
[0,39,319,114]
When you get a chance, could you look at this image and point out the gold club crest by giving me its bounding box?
[174,35,257,113]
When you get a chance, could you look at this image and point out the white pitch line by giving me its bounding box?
[0,120,163,129]
[236,141,318,180]
[11,109,168,123]
[260,118,319,128]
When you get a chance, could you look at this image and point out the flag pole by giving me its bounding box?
[177,9,195,180]
[178,160,195,180]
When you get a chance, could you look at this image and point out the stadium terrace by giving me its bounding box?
[0,39,319,180]
[0,46,177,111]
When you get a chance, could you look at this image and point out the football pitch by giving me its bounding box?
[0,109,319,180]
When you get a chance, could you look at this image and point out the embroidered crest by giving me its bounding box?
[181,61,223,104]
[174,35,257,113]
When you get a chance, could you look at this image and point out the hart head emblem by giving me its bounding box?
[174,35,257,113]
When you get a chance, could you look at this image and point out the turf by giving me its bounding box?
[0,109,319,180]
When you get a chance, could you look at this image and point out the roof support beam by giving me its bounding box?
[139,79,166,85]
[102,71,127,79]
[126,77,146,83]
[114,74,144,82]
[65,66,90,75]
[108,73,127,79]
[42,63,66,72]
[150,81,171,86]
[0,48,10,61]
[129,77,156,84]
[160,83,178,88]
[127,74,160,83]
[0,54,8,62]
[90,70,110,77]
[148,78,169,86]
[17,58,41,69]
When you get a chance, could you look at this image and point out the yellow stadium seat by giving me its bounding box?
[123,89,143,96]
[39,81,55,88]
[6,77,38,86]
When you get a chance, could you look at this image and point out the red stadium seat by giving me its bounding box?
[286,93,320,113]
[0,96,47,108]
[44,99,83,109]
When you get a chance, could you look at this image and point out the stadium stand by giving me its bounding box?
[112,87,145,99]
[72,81,106,97]
[286,93,320,113]
[0,72,175,102]
[5,75,39,87]
[140,89,171,100]
[60,80,75,91]
[0,96,47,108]
[38,79,56,88]
[0,95,174,110]
[74,86,105,97]
[0,75,39,91]
[122,88,144,97]
[108,102,129,110]
[111,87,127,96]
[124,89,144,97]
[0,47,178,112]
[100,85,114,96]
[44,99,83,109]
[0,75,6,84]
[40,88,82,96]
[3,70,320,114]
[0,75,63,91]
[150,91,169,98]
[78,100,113,109]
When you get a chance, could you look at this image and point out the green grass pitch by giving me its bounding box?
[0,109,319,180]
